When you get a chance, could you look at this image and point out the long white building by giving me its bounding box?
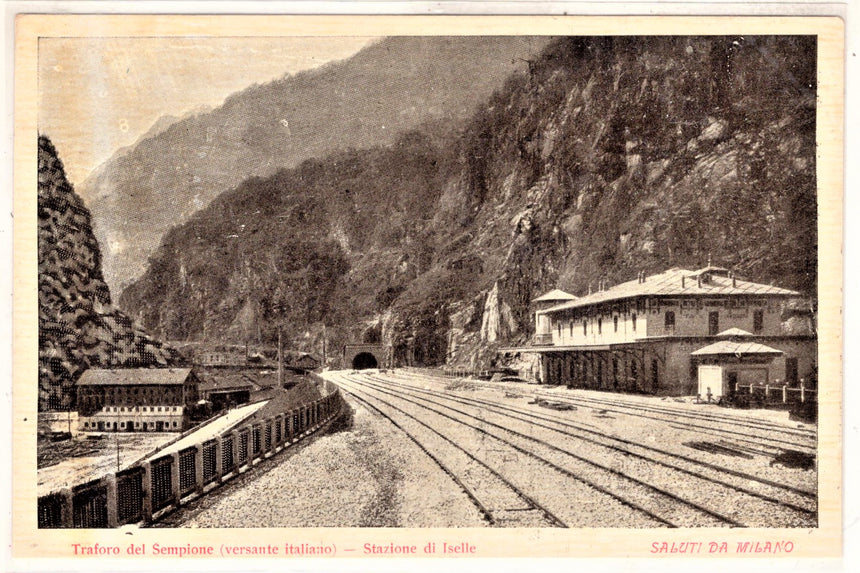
[507,266,816,397]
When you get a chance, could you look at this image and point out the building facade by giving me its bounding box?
[76,368,200,432]
[198,375,253,411]
[511,267,815,396]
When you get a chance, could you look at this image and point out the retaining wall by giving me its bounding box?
[37,377,343,528]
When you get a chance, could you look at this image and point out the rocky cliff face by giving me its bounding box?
[419,36,817,368]
[38,136,179,410]
[79,36,552,293]
[119,36,817,370]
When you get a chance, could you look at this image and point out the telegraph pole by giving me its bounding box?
[277,327,284,388]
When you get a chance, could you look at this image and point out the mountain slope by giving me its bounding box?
[38,136,179,411]
[80,36,552,291]
[120,36,817,369]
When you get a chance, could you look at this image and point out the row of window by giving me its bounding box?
[555,309,764,337]
[85,387,183,397]
[699,309,763,335]
[82,420,179,429]
[101,406,181,413]
[558,314,638,337]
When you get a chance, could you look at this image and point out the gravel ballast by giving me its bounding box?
[163,399,486,527]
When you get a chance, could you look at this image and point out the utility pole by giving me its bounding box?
[277,327,284,388]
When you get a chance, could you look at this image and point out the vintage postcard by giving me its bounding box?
[11,11,844,566]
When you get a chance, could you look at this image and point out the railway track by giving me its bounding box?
[380,372,818,506]
[388,372,816,493]
[334,374,676,528]
[333,372,767,528]
[396,370,817,452]
[338,384,566,528]
[330,371,817,527]
[363,374,817,525]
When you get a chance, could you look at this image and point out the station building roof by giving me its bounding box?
[77,368,194,386]
[197,375,255,394]
[691,341,783,356]
[532,289,578,303]
[541,267,800,315]
[716,328,755,337]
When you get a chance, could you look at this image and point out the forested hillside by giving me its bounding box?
[79,36,551,292]
[120,36,817,369]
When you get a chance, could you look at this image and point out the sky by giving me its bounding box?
[38,37,376,187]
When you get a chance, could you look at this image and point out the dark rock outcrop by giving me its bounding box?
[38,136,179,410]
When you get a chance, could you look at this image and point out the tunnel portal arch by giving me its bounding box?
[352,352,378,369]
[343,344,387,370]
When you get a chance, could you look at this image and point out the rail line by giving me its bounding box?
[530,391,817,446]
[397,370,817,451]
[399,368,814,435]
[533,390,817,435]
[335,373,745,527]
[384,371,817,503]
[335,379,567,528]
[353,373,816,525]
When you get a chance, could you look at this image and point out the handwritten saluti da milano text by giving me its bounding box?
[651,541,795,554]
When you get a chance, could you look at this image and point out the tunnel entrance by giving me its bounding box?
[343,343,387,369]
[352,352,378,370]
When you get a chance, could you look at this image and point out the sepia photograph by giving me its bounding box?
[11,11,844,562]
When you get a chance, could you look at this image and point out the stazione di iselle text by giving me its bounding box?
[70,541,477,557]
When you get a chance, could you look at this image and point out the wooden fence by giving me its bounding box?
[732,381,817,405]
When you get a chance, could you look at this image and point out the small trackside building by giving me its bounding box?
[692,333,785,401]
[506,266,816,396]
[292,352,322,372]
[76,368,200,432]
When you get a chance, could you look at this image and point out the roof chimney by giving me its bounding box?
[682,276,686,288]
[731,271,736,288]
[641,271,646,283]
[697,274,702,288]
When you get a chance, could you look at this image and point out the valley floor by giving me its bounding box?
[157,368,817,528]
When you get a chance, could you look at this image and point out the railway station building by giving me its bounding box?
[507,266,816,397]
[76,368,201,432]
